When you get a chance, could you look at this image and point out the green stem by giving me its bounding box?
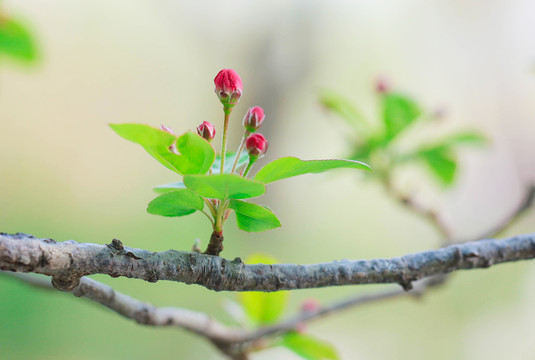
[220,111,231,175]
[200,210,215,226]
[231,130,249,174]
[242,157,257,178]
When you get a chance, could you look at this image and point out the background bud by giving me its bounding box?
[243,106,265,132]
[246,133,268,157]
[214,69,243,105]
[301,298,321,313]
[196,121,216,141]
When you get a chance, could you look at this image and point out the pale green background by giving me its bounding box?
[1,1,535,359]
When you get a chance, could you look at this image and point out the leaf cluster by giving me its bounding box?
[321,89,486,186]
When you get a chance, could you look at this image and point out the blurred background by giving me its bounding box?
[1,0,535,359]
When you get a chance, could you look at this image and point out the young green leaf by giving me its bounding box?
[0,18,37,62]
[183,174,265,200]
[147,189,204,217]
[321,90,370,134]
[110,124,215,175]
[229,200,281,232]
[173,132,216,175]
[239,254,288,324]
[255,157,371,184]
[418,148,457,186]
[382,92,421,141]
[282,332,340,360]
[153,182,186,194]
[211,152,249,174]
[426,132,488,150]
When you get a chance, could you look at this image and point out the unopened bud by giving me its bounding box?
[160,124,175,135]
[243,106,265,132]
[161,124,178,154]
[375,76,390,94]
[245,133,268,158]
[196,121,216,142]
[301,298,321,313]
[214,69,243,107]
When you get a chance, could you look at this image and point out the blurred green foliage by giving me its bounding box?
[0,16,37,63]
[321,88,486,186]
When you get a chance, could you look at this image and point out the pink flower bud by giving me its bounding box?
[245,133,268,158]
[160,124,175,135]
[214,69,243,106]
[243,106,265,132]
[196,121,216,142]
[301,298,321,313]
[160,124,178,154]
[375,76,390,94]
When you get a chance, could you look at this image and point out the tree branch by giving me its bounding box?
[2,232,535,292]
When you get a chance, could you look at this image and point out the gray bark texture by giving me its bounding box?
[1,232,535,292]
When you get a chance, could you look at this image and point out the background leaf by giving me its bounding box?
[183,174,265,200]
[255,157,371,184]
[282,332,339,360]
[382,92,421,141]
[239,254,288,324]
[229,200,281,232]
[418,148,457,186]
[146,189,204,217]
[321,90,370,133]
[153,182,186,194]
[0,18,37,62]
[211,152,249,174]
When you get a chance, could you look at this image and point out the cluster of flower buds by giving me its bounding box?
[212,69,269,162]
[214,69,243,109]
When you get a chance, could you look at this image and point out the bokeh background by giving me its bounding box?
[1,1,535,359]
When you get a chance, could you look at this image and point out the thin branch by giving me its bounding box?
[244,276,447,342]
[2,232,535,292]
[0,271,246,343]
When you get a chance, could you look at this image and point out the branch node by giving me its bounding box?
[52,276,80,292]
[110,239,124,250]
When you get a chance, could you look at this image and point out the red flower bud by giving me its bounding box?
[245,133,268,158]
[196,121,216,142]
[214,69,243,106]
[243,106,265,132]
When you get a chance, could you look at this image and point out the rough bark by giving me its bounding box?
[2,232,534,292]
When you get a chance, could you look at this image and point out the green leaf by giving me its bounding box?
[382,92,421,141]
[212,151,249,174]
[229,200,281,232]
[255,157,371,184]
[321,90,370,133]
[282,332,339,360]
[173,131,216,175]
[183,174,265,200]
[153,182,186,194]
[427,132,488,150]
[110,124,215,175]
[239,254,287,324]
[0,18,37,62]
[419,148,457,186]
[147,189,204,217]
